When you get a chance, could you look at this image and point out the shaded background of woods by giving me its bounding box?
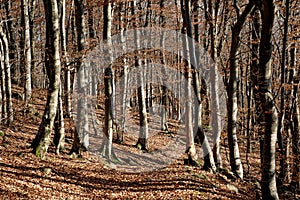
[0,0,299,199]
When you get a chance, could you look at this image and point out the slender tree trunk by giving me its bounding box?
[227,1,254,179]
[31,0,61,159]
[246,28,253,173]
[100,0,116,158]
[71,0,89,155]
[256,0,279,199]
[53,84,65,154]
[180,0,198,165]
[118,1,128,143]
[22,0,32,106]
[60,0,72,118]
[0,33,6,125]
[136,59,149,150]
[29,0,36,88]
[4,0,17,85]
[192,0,216,171]
[159,0,169,132]
[0,25,14,125]
[101,67,114,158]
[207,0,222,168]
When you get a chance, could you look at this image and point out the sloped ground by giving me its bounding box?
[0,86,298,199]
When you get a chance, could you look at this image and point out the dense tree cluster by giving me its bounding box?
[0,0,299,199]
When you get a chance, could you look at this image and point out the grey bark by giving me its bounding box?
[53,84,65,154]
[118,1,128,143]
[22,0,32,106]
[60,0,72,118]
[100,0,116,158]
[180,0,198,165]
[71,0,89,155]
[159,0,169,132]
[0,24,14,125]
[4,1,18,85]
[207,0,222,168]
[227,1,254,179]
[32,0,61,159]
[29,0,36,87]
[256,0,279,199]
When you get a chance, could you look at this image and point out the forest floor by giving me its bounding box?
[0,85,299,199]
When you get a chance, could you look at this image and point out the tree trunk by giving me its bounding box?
[29,0,36,88]
[136,61,149,150]
[159,0,169,132]
[256,0,279,199]
[53,84,65,154]
[0,33,6,125]
[60,0,72,118]
[100,67,114,158]
[22,0,32,106]
[180,0,198,165]
[32,0,61,159]
[71,0,90,156]
[207,0,222,168]
[227,1,254,179]
[118,1,128,143]
[99,0,116,158]
[0,25,14,125]
[4,0,18,85]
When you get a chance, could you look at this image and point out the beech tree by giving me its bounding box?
[100,0,116,157]
[71,0,90,156]
[180,0,198,165]
[255,0,279,199]
[31,0,61,159]
[135,0,149,151]
[21,0,32,105]
[1,0,299,198]
[227,0,254,179]
[0,22,13,125]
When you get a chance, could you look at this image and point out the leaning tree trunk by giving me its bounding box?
[192,0,216,171]
[256,0,279,199]
[227,1,254,179]
[31,0,61,159]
